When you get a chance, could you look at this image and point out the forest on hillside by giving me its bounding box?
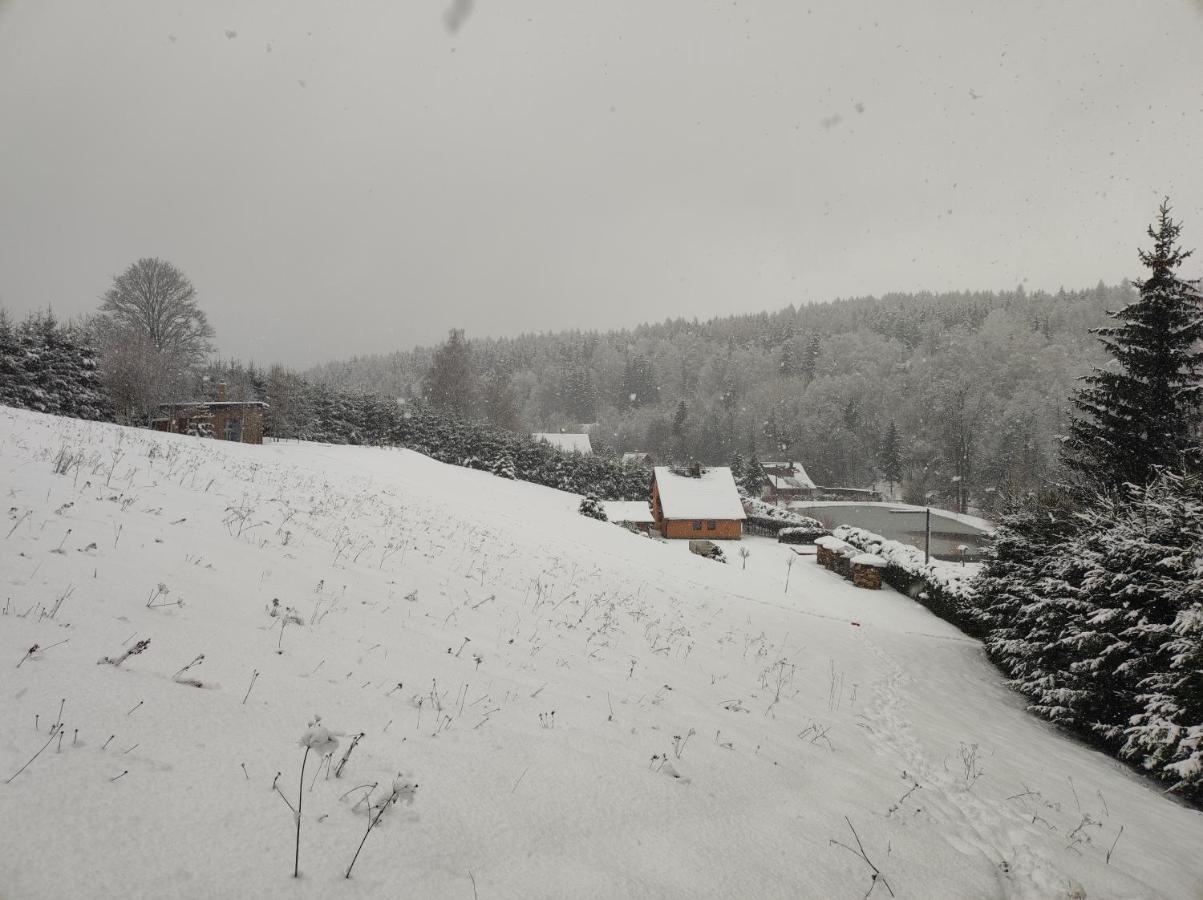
[306,284,1129,513]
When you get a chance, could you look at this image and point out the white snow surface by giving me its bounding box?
[653,467,746,521]
[1,406,1201,899]
[532,432,593,455]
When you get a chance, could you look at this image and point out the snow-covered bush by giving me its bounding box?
[743,499,826,537]
[777,523,830,544]
[578,494,608,521]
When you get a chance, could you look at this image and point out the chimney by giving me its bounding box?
[216,383,228,402]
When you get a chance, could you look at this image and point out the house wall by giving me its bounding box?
[662,519,742,540]
[209,407,264,444]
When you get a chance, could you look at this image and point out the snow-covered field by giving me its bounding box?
[2,406,1201,899]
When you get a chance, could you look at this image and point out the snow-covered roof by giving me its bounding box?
[622,451,653,464]
[816,536,853,552]
[761,461,816,490]
[603,501,655,524]
[158,400,269,409]
[653,467,746,521]
[533,433,593,455]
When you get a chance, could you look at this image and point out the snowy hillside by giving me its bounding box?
[2,407,1201,899]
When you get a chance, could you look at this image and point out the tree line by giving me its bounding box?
[309,281,1131,514]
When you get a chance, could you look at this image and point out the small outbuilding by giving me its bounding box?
[603,500,656,534]
[651,465,745,540]
[151,383,267,444]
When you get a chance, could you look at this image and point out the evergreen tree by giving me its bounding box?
[741,454,767,497]
[578,493,608,521]
[1063,201,1203,490]
[800,334,821,383]
[1071,472,1203,798]
[729,450,745,483]
[671,400,688,460]
[977,493,1089,727]
[879,420,903,497]
[424,329,475,419]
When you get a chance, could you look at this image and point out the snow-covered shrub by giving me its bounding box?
[578,494,608,521]
[777,524,830,544]
[742,499,825,538]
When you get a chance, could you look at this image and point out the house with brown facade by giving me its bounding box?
[151,383,267,444]
[651,465,745,540]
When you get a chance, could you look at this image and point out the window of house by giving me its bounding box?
[224,418,243,442]
[692,520,702,530]
[707,520,716,530]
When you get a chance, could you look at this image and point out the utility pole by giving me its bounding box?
[924,507,931,565]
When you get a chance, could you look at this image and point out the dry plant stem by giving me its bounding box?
[829,816,894,898]
[294,746,310,878]
[1106,825,1124,864]
[242,670,260,705]
[5,724,62,783]
[345,787,398,878]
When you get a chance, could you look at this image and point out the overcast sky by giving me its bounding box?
[1,1,1201,367]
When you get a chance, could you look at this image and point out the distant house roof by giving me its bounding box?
[622,451,653,464]
[653,467,746,521]
[533,433,593,455]
[761,461,816,490]
[603,501,655,524]
[158,400,268,409]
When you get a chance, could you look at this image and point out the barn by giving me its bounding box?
[650,465,745,540]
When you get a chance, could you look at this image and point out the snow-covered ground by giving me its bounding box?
[2,406,1201,899]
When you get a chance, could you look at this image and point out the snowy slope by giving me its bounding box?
[1,406,1201,900]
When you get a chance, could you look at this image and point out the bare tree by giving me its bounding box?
[100,258,214,364]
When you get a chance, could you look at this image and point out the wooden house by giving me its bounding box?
[760,461,817,503]
[151,383,267,444]
[651,465,745,540]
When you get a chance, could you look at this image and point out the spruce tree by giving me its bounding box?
[578,494,608,521]
[729,450,745,483]
[878,421,903,498]
[1063,201,1203,490]
[741,454,767,498]
[1073,471,1203,799]
[424,329,475,420]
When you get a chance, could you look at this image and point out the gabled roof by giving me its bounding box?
[653,467,746,520]
[533,433,593,455]
[761,461,816,490]
[158,400,268,409]
[603,501,655,524]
